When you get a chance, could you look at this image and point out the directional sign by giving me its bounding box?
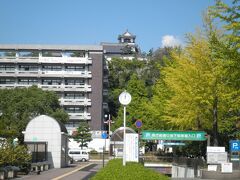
[141,131,207,141]
[230,140,240,152]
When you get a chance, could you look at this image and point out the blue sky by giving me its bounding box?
[0,0,228,52]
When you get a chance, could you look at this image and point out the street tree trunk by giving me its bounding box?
[213,96,219,146]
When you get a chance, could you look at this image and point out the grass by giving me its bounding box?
[91,159,169,180]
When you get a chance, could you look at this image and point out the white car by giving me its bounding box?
[68,149,90,162]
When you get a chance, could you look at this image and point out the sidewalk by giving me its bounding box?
[16,161,103,180]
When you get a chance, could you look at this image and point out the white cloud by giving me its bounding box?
[161,35,181,48]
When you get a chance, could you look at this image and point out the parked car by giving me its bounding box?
[68,149,90,162]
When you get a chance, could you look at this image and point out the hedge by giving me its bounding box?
[91,159,169,180]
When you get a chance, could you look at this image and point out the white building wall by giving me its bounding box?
[24,115,67,168]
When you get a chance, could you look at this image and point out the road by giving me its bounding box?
[16,161,103,180]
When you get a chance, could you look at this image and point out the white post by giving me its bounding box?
[108,115,111,137]
[118,90,131,166]
[123,106,126,166]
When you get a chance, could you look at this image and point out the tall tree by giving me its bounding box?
[72,121,92,149]
[162,32,239,146]
[113,74,148,131]
[0,86,69,142]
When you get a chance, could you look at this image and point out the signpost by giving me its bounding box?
[229,140,240,162]
[141,131,207,141]
[230,140,240,152]
[119,90,131,166]
[102,132,107,167]
[126,133,139,162]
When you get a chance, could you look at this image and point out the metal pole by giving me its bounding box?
[108,114,111,158]
[207,135,210,146]
[123,106,126,166]
[108,115,111,139]
[103,143,105,167]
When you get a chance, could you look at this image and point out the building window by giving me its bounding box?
[65,79,84,85]
[42,51,62,57]
[64,107,84,113]
[42,79,61,85]
[64,51,85,57]
[18,50,39,58]
[65,65,84,71]
[0,78,15,84]
[42,65,62,71]
[0,50,16,58]
[64,93,85,99]
[0,65,15,71]
[124,38,131,43]
[19,65,38,71]
[18,79,38,85]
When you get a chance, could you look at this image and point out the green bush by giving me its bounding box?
[0,140,31,168]
[91,159,169,180]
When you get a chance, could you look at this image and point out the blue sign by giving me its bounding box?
[230,140,240,152]
[135,120,142,129]
[101,132,108,139]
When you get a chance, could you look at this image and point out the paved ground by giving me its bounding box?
[16,161,104,180]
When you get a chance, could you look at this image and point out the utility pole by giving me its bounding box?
[104,114,114,158]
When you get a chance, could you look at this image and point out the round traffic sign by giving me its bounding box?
[135,119,142,128]
[101,132,108,139]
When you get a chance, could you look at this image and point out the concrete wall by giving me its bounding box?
[89,52,103,130]
[172,165,200,178]
[24,115,68,168]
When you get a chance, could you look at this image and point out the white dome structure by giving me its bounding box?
[23,115,69,168]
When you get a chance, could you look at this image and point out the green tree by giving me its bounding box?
[72,121,92,149]
[113,74,148,131]
[0,86,69,142]
[162,32,239,146]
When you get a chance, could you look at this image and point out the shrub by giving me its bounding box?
[0,140,31,167]
[91,159,169,180]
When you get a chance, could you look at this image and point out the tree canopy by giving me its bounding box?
[0,86,69,142]
[72,121,92,149]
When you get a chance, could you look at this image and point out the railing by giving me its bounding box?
[0,57,92,64]
[60,98,91,106]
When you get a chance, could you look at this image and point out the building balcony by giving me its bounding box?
[0,57,39,63]
[0,83,92,92]
[40,71,92,78]
[41,84,91,92]
[103,102,109,110]
[17,71,39,77]
[0,84,32,89]
[0,71,15,77]
[103,77,109,83]
[68,113,91,120]
[60,98,91,106]
[0,71,39,77]
[103,89,108,96]
[63,84,91,92]
[39,57,92,64]
[0,57,93,64]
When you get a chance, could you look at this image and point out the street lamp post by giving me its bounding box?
[119,90,131,166]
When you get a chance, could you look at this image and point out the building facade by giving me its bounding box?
[0,44,107,134]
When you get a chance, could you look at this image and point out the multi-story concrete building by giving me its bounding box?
[0,44,107,135]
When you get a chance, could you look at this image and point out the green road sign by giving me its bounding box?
[141,131,207,141]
